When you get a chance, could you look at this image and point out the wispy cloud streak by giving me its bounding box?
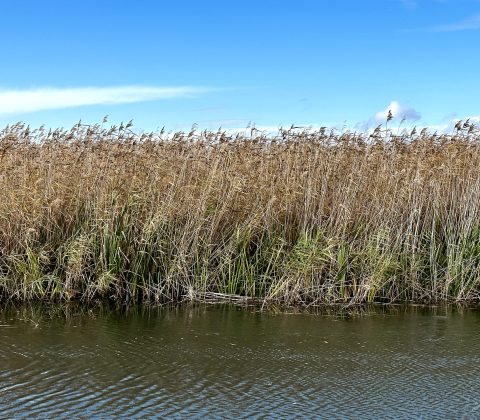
[399,0,417,10]
[430,13,480,32]
[0,85,209,116]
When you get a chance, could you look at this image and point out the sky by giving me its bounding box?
[0,0,479,132]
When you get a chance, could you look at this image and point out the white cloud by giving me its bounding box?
[430,13,480,32]
[197,123,339,136]
[425,115,480,134]
[374,101,421,122]
[399,0,417,9]
[196,119,251,128]
[0,85,209,116]
[397,115,480,134]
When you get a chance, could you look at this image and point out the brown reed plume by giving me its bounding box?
[1,120,480,305]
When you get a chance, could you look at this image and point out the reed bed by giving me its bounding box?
[1,120,480,305]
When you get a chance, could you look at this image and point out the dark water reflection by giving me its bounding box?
[1,304,480,418]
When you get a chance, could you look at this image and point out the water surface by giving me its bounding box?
[1,304,479,418]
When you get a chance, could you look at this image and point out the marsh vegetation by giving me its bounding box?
[1,120,480,304]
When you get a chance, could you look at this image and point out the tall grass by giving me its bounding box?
[1,120,480,305]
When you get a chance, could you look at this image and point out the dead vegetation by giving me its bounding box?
[1,120,480,305]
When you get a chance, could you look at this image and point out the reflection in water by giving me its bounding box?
[1,304,480,418]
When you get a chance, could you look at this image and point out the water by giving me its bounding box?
[1,304,480,418]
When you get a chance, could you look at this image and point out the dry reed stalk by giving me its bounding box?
[1,121,480,305]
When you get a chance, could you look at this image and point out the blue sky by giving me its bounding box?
[0,0,479,132]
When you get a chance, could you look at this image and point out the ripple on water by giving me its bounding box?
[1,305,480,418]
